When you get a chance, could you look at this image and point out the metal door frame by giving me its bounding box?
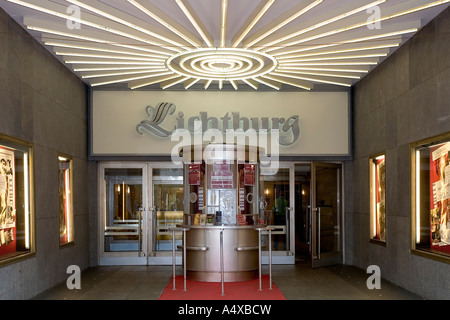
[98,162,149,266]
[310,162,344,268]
[146,162,184,265]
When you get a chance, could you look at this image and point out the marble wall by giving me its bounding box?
[0,8,92,299]
[346,6,450,299]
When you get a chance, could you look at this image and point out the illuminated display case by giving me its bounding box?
[58,155,73,246]
[182,144,260,226]
[412,133,450,261]
[179,144,263,282]
[370,154,386,243]
[0,135,34,265]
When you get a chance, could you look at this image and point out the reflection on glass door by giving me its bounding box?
[151,167,184,253]
[260,165,294,262]
[311,162,342,268]
[294,164,311,261]
[103,168,144,254]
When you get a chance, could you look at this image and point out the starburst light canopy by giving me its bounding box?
[1,0,449,91]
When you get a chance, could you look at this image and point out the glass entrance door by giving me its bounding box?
[148,166,184,262]
[311,162,342,268]
[99,163,148,265]
[99,163,184,265]
[260,163,295,264]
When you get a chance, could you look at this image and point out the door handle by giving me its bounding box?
[312,207,321,260]
[314,207,321,260]
[138,206,144,257]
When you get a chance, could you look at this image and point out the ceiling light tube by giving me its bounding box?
[161,76,190,89]
[280,53,387,63]
[243,79,259,90]
[204,79,213,89]
[67,0,192,49]
[276,44,398,60]
[275,69,361,79]
[126,0,201,48]
[8,0,182,53]
[271,71,352,87]
[232,0,275,48]
[184,78,200,89]
[175,0,214,47]
[244,0,323,49]
[81,68,168,79]
[221,0,228,47]
[74,66,165,72]
[260,0,386,51]
[266,0,439,54]
[262,75,312,90]
[229,80,239,90]
[274,28,416,57]
[91,71,175,87]
[278,66,369,73]
[26,24,172,56]
[363,0,450,30]
[55,52,166,62]
[44,41,169,59]
[280,62,378,66]
[253,77,281,90]
[129,74,180,89]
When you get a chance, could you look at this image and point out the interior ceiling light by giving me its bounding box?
[5,0,449,90]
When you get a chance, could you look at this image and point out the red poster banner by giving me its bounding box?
[188,163,201,185]
[429,143,450,254]
[0,145,16,257]
[244,164,256,186]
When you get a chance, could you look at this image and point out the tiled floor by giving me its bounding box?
[31,261,423,300]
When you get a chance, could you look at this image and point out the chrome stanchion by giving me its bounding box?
[171,226,190,292]
[183,228,187,291]
[254,226,264,291]
[255,226,274,291]
[268,227,273,290]
[258,227,262,291]
[220,228,225,296]
[171,228,176,290]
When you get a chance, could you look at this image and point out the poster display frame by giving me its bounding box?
[411,132,450,264]
[0,134,35,266]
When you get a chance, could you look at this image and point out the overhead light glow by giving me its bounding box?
[7,0,448,90]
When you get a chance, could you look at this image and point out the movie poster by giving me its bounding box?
[0,146,16,255]
[430,142,450,252]
[375,158,386,241]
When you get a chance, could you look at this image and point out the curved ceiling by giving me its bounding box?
[1,0,449,91]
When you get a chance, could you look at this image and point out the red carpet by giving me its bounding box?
[158,275,286,300]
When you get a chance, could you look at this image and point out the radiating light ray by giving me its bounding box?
[5,0,448,90]
[243,0,324,49]
[259,0,386,51]
[7,0,183,52]
[90,71,175,87]
[127,0,202,48]
[175,0,214,47]
[232,0,275,48]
